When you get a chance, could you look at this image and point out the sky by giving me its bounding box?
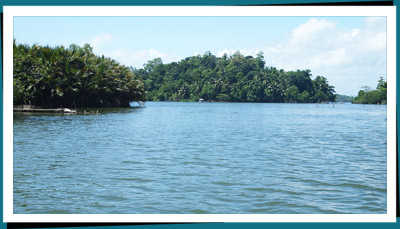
[13,16,387,96]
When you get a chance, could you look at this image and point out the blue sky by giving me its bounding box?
[14,16,386,96]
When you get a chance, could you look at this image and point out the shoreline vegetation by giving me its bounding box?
[134,51,336,103]
[13,42,386,109]
[351,77,387,104]
[13,41,145,108]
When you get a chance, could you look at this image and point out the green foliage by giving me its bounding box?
[134,51,336,103]
[13,41,145,108]
[336,94,355,102]
[352,77,387,104]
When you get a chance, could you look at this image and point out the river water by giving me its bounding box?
[13,102,387,214]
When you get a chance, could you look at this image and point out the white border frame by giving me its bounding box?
[3,6,397,223]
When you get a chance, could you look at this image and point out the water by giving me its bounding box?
[13,102,387,214]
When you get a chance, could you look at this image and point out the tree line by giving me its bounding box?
[133,51,336,103]
[336,94,355,103]
[14,43,338,108]
[352,77,387,104]
[13,41,145,108]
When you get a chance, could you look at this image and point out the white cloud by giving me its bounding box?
[217,48,260,58]
[364,17,386,28]
[351,28,360,37]
[217,48,236,57]
[216,17,386,95]
[289,18,337,46]
[359,32,386,53]
[110,49,180,68]
[89,33,113,50]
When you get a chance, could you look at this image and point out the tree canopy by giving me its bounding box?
[352,77,387,104]
[13,41,145,108]
[133,51,336,103]
[14,43,338,107]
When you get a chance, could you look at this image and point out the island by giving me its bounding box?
[13,41,145,108]
[133,51,336,103]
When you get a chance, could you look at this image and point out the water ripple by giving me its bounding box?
[13,102,387,214]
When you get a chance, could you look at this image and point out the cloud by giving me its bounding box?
[83,35,175,68]
[88,33,113,50]
[364,17,386,28]
[351,28,360,37]
[217,48,260,58]
[110,49,180,68]
[289,18,337,46]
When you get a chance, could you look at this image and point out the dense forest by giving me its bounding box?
[14,43,338,108]
[13,41,145,108]
[352,77,387,104]
[133,51,336,103]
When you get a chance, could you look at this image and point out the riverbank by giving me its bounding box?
[14,107,77,114]
[13,105,105,115]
